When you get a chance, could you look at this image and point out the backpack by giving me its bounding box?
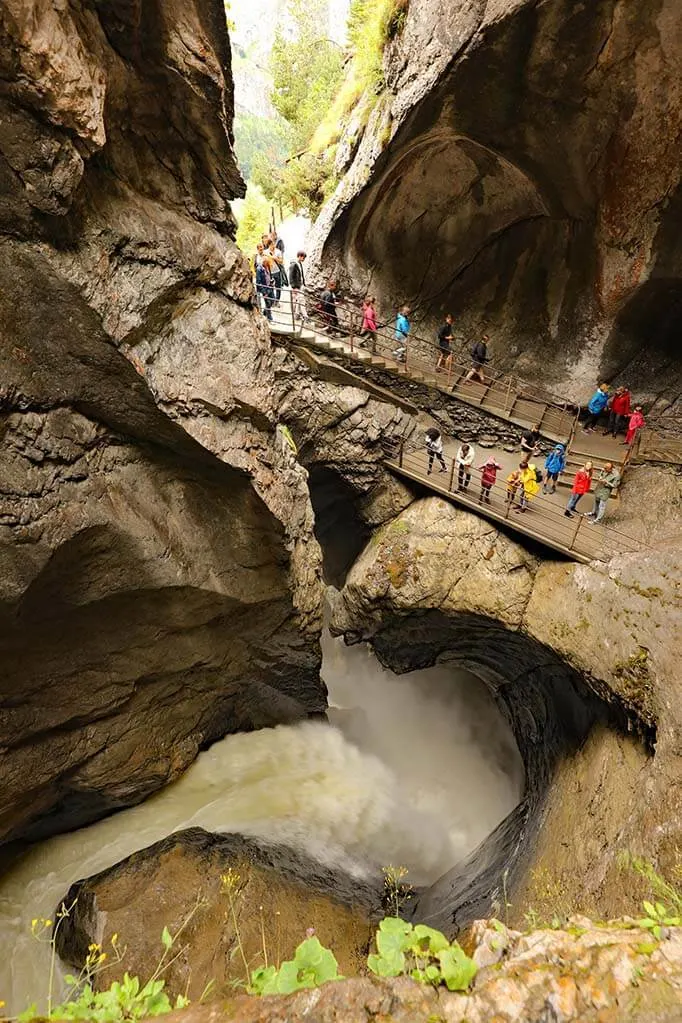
[534,467,543,483]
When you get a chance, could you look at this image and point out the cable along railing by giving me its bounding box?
[385,439,644,564]
[267,285,579,444]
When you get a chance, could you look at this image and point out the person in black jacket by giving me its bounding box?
[463,334,490,384]
[289,250,307,323]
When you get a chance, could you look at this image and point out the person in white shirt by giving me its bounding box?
[455,442,476,492]
[425,428,447,474]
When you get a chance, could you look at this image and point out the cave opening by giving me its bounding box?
[307,466,371,588]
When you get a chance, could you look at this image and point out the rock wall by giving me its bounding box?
[310,0,682,434]
[329,464,682,928]
[0,0,429,844]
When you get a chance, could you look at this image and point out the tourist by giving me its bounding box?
[463,334,490,384]
[261,232,272,249]
[393,305,411,362]
[275,234,285,257]
[425,427,447,475]
[288,250,307,324]
[515,462,541,513]
[586,462,620,523]
[506,469,521,507]
[319,280,340,334]
[255,256,273,321]
[543,443,566,494]
[360,296,378,351]
[564,461,593,517]
[520,423,542,457]
[455,441,476,492]
[625,405,646,446]
[436,314,454,374]
[268,240,285,303]
[254,241,265,268]
[583,383,610,432]
[478,456,502,505]
[605,386,631,438]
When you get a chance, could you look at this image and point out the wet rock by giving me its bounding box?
[56,828,376,998]
[310,0,682,433]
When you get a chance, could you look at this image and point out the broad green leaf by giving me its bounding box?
[367,951,404,978]
[425,964,441,981]
[274,960,302,994]
[412,924,449,954]
[248,965,277,995]
[642,901,656,918]
[437,945,478,992]
[161,926,173,951]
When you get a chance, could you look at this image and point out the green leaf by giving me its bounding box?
[642,901,657,918]
[174,995,190,1010]
[424,964,441,982]
[292,936,340,985]
[412,924,450,954]
[437,945,478,992]
[367,951,404,978]
[248,965,277,996]
[273,960,302,994]
[161,926,173,951]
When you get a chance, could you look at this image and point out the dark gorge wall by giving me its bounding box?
[0,0,328,845]
[311,0,682,434]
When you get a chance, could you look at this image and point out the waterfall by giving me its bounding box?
[0,631,522,1014]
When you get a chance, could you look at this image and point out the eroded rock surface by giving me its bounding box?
[330,465,682,927]
[115,918,682,1022]
[311,0,682,432]
[56,829,376,997]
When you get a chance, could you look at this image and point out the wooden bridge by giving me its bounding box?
[269,290,644,563]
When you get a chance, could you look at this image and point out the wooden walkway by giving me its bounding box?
[386,448,640,564]
[270,294,643,563]
[270,306,577,443]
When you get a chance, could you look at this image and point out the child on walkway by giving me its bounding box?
[360,296,378,351]
[506,469,521,507]
[455,442,476,492]
[625,405,645,446]
[478,456,502,504]
[564,461,593,517]
[543,443,566,494]
[515,462,540,512]
[425,428,447,474]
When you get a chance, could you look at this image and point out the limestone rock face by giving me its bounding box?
[0,0,425,845]
[56,829,375,997]
[105,917,682,1022]
[310,0,682,434]
[330,465,682,927]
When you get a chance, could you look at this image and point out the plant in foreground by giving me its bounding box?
[248,934,341,996]
[367,917,477,992]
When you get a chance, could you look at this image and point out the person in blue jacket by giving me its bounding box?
[392,305,411,362]
[542,443,566,494]
[583,383,610,432]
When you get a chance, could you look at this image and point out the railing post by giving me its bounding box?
[399,440,404,468]
[448,458,455,493]
[569,509,584,551]
[505,376,512,412]
[289,287,296,335]
[349,309,355,353]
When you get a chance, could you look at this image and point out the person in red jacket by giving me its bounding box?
[477,456,503,505]
[564,461,593,517]
[605,386,631,438]
[625,406,646,446]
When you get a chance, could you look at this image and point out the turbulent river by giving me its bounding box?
[0,630,523,1014]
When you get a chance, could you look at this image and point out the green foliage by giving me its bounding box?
[252,150,337,218]
[248,936,341,995]
[367,918,478,992]
[234,113,291,181]
[618,852,682,917]
[636,901,682,940]
[18,974,188,1023]
[234,184,272,259]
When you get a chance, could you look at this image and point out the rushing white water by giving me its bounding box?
[0,632,523,1014]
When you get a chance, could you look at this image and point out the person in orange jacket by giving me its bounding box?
[564,461,593,517]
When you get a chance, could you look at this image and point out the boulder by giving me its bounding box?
[56,829,375,998]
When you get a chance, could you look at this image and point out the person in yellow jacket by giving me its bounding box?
[514,462,540,513]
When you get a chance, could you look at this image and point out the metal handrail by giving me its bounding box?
[298,286,579,417]
[391,442,645,561]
